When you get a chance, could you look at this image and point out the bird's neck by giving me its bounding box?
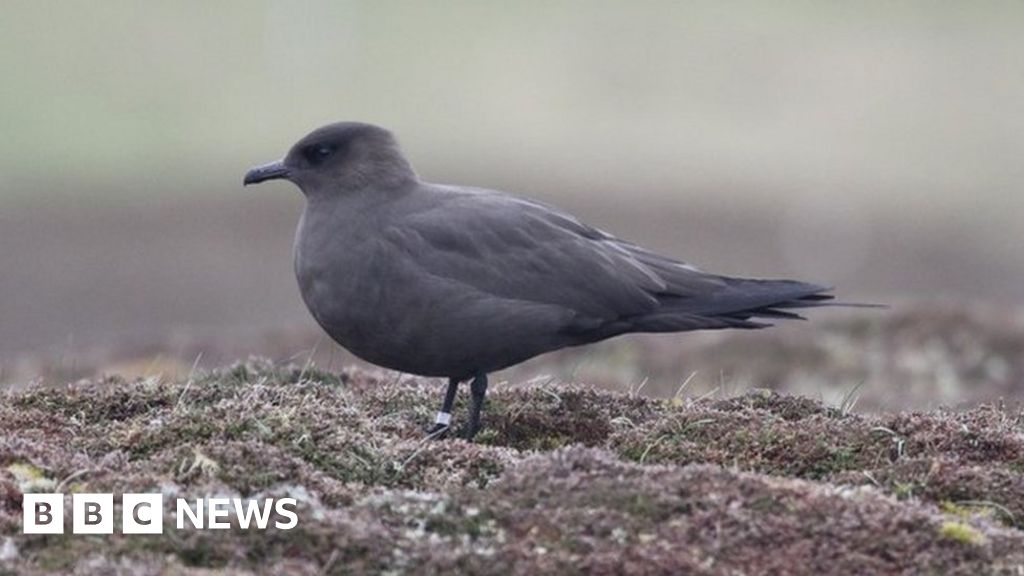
[303,180,412,224]
[347,144,419,191]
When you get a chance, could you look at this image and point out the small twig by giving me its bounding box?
[509,376,554,421]
[56,468,90,492]
[609,416,636,429]
[870,426,906,460]
[639,435,668,464]
[673,371,699,401]
[630,377,650,398]
[398,427,449,470]
[840,379,867,415]
[692,386,720,405]
[143,354,165,380]
[540,387,563,404]
[298,335,325,383]
[320,549,341,575]
[174,352,204,413]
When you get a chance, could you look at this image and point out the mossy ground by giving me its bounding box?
[1,359,1023,574]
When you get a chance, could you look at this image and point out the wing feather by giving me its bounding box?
[381,187,832,337]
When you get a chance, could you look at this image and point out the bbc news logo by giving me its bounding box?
[23,493,298,534]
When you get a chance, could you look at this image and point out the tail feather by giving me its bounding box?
[569,276,882,343]
[649,277,882,329]
[728,307,807,321]
[703,279,884,325]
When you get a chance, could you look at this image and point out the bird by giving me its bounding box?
[244,121,856,440]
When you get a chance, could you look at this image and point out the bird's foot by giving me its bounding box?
[423,422,450,440]
[462,423,482,442]
[421,422,450,438]
[424,411,453,440]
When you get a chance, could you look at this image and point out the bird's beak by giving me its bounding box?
[243,160,290,186]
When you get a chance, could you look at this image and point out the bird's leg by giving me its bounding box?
[425,378,460,439]
[464,374,489,441]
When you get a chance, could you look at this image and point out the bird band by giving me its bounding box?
[434,411,452,426]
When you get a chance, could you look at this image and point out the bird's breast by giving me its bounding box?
[295,218,373,329]
[293,210,425,363]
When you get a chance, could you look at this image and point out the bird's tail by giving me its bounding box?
[571,277,883,343]
[632,278,883,333]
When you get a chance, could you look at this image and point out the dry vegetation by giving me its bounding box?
[2,354,1024,574]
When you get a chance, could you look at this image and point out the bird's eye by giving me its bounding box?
[303,144,336,166]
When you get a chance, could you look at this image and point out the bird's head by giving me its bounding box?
[244,122,416,195]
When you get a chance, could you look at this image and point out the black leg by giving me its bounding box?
[425,378,459,438]
[465,374,488,440]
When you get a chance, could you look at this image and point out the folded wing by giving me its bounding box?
[384,188,833,341]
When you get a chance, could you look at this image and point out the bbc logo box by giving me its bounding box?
[22,493,64,534]
[23,493,164,535]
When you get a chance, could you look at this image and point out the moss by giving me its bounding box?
[2,362,1024,573]
[941,501,990,520]
[939,521,987,546]
[892,482,919,500]
[5,463,55,492]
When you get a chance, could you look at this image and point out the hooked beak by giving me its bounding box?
[243,160,290,186]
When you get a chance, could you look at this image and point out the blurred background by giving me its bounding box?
[2,1,1022,407]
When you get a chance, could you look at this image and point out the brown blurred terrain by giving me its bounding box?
[2,362,1024,573]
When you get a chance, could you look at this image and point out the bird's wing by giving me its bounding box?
[381,188,729,330]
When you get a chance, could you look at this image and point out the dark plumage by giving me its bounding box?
[245,122,850,439]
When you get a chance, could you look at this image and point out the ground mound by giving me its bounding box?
[1,360,1023,574]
